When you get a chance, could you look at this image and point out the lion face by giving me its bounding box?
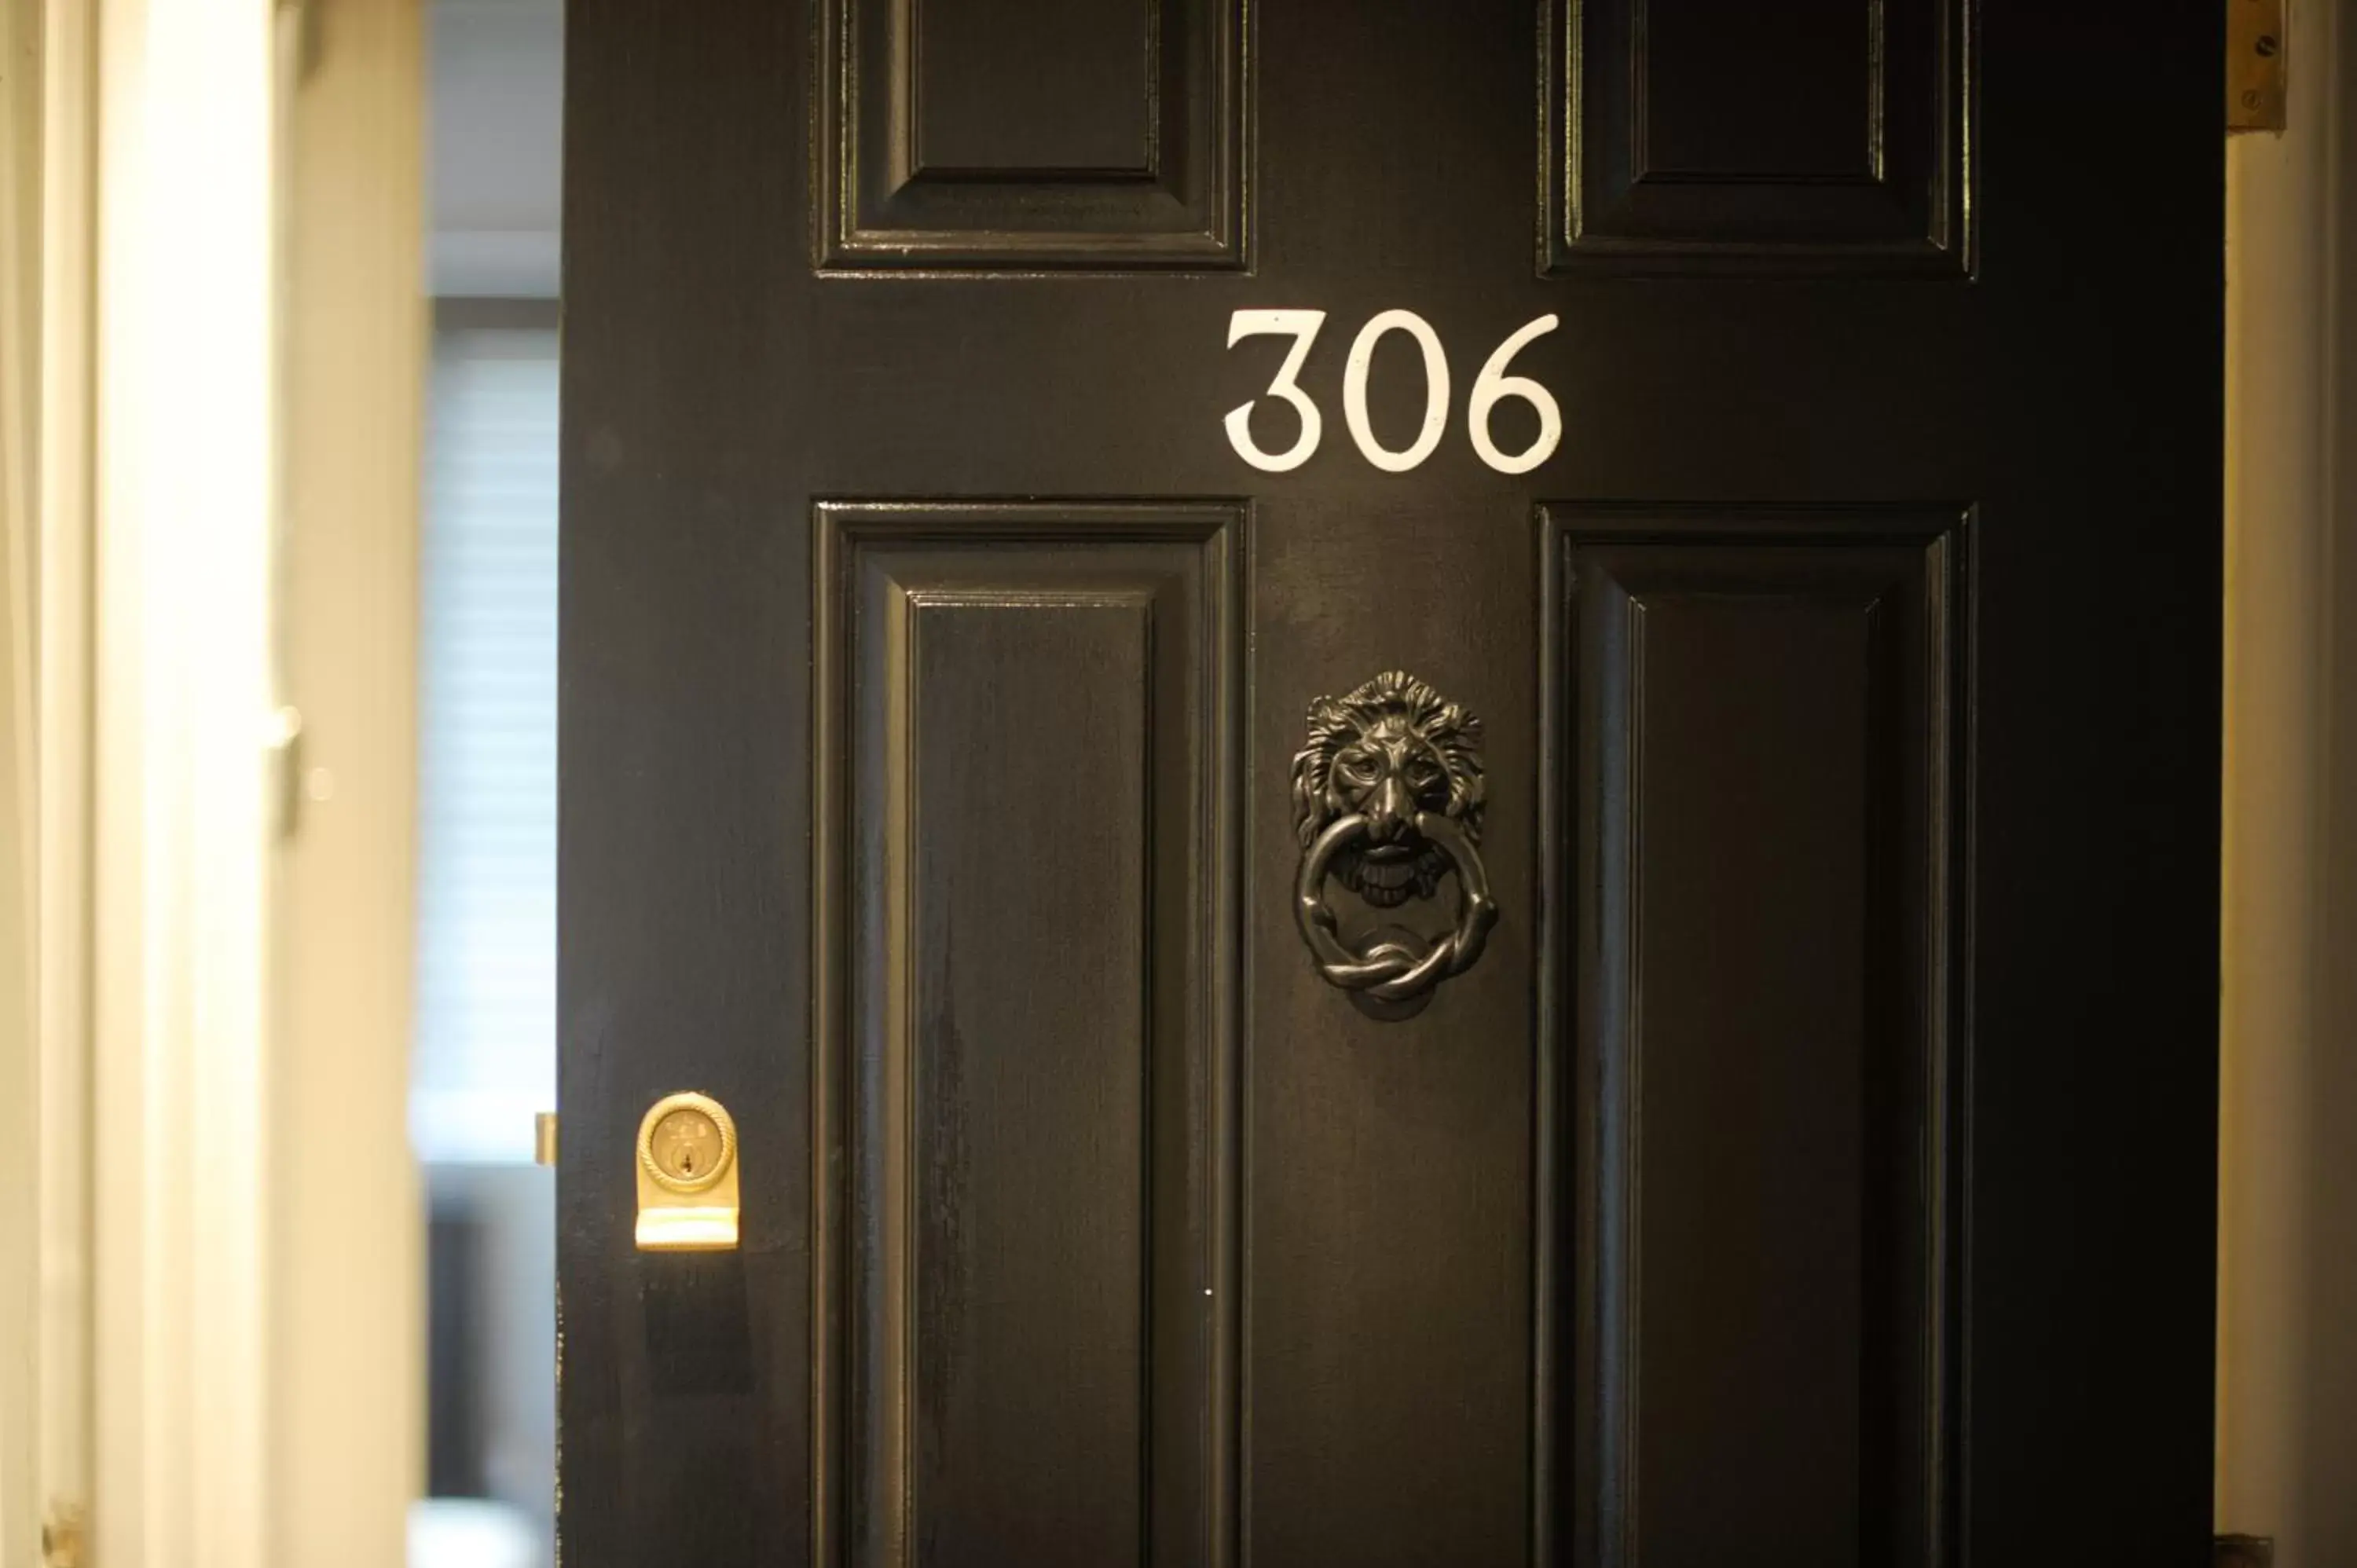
[1292,671,1484,909]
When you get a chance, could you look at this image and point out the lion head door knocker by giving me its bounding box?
[1290,670,1498,1020]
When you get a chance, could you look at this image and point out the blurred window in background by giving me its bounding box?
[414,319,558,1172]
[413,316,558,1568]
[412,2,563,1564]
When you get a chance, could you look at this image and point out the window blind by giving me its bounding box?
[411,323,559,1165]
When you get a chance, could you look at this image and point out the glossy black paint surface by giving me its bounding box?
[561,4,2222,1564]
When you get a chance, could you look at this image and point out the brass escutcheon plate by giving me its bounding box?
[635,1090,741,1251]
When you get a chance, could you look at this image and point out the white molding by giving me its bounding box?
[0,0,101,1560]
[89,2,277,1566]
[36,0,98,1553]
[0,0,48,1556]
[2219,0,2348,1555]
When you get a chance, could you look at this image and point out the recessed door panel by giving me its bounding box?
[1545,0,1970,273]
[812,502,1242,1568]
[1540,507,1962,1566]
[817,0,1248,269]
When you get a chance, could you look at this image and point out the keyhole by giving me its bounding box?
[654,1108,722,1185]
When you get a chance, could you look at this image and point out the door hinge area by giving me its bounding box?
[42,1501,86,1568]
[2229,0,2287,134]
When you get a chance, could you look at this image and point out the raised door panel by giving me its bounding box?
[1545,0,1970,273]
[812,502,1243,1568]
[817,0,1248,270]
[1538,506,1965,1566]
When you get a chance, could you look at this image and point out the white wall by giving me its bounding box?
[273,1,427,1565]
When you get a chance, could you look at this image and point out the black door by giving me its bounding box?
[559,5,2222,1565]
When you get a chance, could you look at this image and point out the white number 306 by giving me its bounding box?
[1222,308,1563,476]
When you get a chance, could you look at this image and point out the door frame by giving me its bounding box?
[82,0,280,1560]
[2219,0,2357,1557]
[4,2,427,1564]
[9,4,430,1563]
[0,0,97,1555]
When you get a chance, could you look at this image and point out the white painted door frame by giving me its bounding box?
[3,3,424,1567]
[86,1,280,1564]
[2220,2,2357,1563]
[1,0,101,1562]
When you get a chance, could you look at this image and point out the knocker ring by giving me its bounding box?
[1289,671,1497,1020]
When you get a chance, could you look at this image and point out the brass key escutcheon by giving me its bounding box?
[635,1090,740,1251]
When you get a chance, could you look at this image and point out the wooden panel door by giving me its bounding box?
[558,4,2223,1566]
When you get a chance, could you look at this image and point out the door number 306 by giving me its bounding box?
[1222,309,1562,476]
